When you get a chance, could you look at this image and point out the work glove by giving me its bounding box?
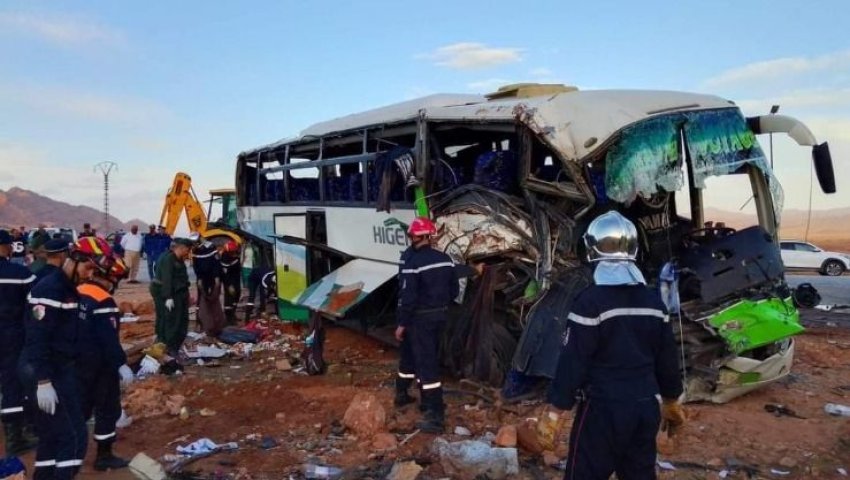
[660,398,686,436]
[37,382,58,415]
[165,298,175,311]
[118,364,134,388]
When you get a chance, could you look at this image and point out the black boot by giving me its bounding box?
[394,377,415,408]
[3,419,38,455]
[94,441,129,471]
[416,387,445,434]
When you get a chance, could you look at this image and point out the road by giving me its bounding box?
[787,273,849,306]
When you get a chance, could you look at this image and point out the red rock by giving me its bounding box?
[516,421,543,455]
[494,425,517,447]
[372,432,398,450]
[342,393,387,436]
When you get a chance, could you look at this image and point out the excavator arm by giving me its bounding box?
[159,172,241,245]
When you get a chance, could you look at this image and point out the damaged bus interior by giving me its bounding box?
[235,83,836,403]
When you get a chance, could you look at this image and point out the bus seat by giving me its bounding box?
[536,164,561,182]
[348,173,364,201]
[326,176,350,201]
[290,177,320,201]
[473,150,519,193]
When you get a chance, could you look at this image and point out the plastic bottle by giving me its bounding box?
[303,462,343,479]
[824,403,850,417]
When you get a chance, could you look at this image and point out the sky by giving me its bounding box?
[1,0,849,229]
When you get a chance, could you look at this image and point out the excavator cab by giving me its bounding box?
[207,188,238,229]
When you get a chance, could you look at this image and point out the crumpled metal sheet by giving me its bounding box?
[436,212,534,260]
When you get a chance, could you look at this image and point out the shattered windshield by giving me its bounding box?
[604,108,784,219]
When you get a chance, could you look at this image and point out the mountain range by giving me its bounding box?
[0,187,149,233]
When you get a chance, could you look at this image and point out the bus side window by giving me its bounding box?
[324,163,363,202]
[289,158,320,202]
[366,161,405,203]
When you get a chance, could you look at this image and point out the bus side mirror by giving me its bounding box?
[813,142,836,194]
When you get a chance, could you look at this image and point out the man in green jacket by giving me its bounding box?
[150,238,193,356]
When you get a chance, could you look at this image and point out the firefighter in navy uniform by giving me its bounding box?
[0,230,39,455]
[32,239,70,283]
[19,238,103,480]
[394,217,474,434]
[220,240,242,325]
[76,243,134,471]
[548,211,687,480]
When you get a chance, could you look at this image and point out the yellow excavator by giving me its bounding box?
[159,172,242,245]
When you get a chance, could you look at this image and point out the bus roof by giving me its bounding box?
[241,89,735,163]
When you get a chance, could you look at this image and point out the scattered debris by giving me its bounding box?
[199,408,217,417]
[128,453,166,480]
[371,432,398,450]
[764,403,806,419]
[386,460,423,480]
[303,461,343,479]
[433,437,519,479]
[771,468,791,476]
[494,424,517,447]
[778,456,797,468]
[825,403,850,417]
[275,359,293,371]
[453,426,472,436]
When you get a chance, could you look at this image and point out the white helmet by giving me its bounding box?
[583,211,638,262]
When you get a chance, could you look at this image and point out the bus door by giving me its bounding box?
[273,212,310,321]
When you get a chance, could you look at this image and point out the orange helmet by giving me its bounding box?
[72,236,114,273]
[408,217,437,237]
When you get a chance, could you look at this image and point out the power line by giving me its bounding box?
[94,162,118,232]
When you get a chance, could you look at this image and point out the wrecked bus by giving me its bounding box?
[234,83,836,403]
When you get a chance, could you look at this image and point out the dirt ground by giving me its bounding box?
[5,281,850,479]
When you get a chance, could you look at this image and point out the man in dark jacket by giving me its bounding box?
[19,237,104,480]
[76,255,133,471]
[0,230,38,455]
[548,211,686,480]
[150,238,192,356]
[394,217,477,433]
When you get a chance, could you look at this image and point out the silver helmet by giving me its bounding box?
[583,211,638,262]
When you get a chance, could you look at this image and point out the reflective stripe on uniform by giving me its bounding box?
[34,460,56,467]
[0,406,24,414]
[397,372,416,379]
[27,296,78,309]
[56,459,83,468]
[401,262,454,275]
[568,308,667,327]
[193,250,217,259]
[93,307,120,314]
[422,382,442,390]
[0,275,36,284]
[94,432,116,441]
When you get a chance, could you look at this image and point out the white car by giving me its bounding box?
[780,241,850,276]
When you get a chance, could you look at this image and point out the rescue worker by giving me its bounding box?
[245,266,275,321]
[192,237,225,336]
[76,249,134,471]
[0,230,38,455]
[19,238,105,480]
[220,240,242,325]
[547,211,686,480]
[151,237,192,356]
[33,239,71,282]
[394,217,466,434]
